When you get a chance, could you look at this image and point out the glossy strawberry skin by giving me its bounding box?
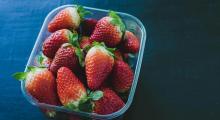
[89,17,122,47]
[94,88,125,115]
[85,46,114,90]
[48,7,80,32]
[26,68,60,105]
[81,18,98,36]
[57,67,86,106]
[120,31,140,53]
[42,29,71,58]
[111,60,134,93]
[49,44,79,74]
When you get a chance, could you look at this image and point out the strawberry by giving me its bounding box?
[123,53,129,60]
[81,18,98,36]
[120,31,140,53]
[114,49,123,60]
[85,42,114,90]
[48,6,91,32]
[111,60,134,93]
[42,29,78,58]
[13,67,60,105]
[36,53,52,68]
[89,11,125,47]
[49,43,83,74]
[79,36,91,51]
[94,88,125,115]
[57,67,103,112]
[57,67,87,108]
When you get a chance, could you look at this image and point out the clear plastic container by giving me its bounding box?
[21,4,147,120]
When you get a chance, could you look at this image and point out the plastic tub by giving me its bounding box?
[21,4,147,120]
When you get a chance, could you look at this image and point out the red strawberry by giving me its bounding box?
[48,6,90,32]
[79,36,91,50]
[85,43,114,90]
[123,53,129,60]
[42,29,78,58]
[49,43,81,74]
[13,67,60,105]
[111,60,134,93]
[114,49,123,60]
[81,18,98,36]
[120,31,140,53]
[94,88,125,115]
[89,11,125,47]
[57,67,87,108]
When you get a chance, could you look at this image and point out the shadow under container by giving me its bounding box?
[21,4,147,120]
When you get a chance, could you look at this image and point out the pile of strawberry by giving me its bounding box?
[13,6,140,115]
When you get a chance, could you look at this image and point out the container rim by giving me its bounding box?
[21,4,147,119]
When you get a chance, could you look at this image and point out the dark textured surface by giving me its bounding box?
[0,0,220,120]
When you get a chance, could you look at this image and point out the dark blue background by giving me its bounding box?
[0,0,220,120]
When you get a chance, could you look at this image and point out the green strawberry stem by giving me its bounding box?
[76,5,92,21]
[68,31,85,67]
[88,90,103,101]
[92,41,116,58]
[37,54,44,65]
[75,48,85,67]
[78,100,95,112]
[12,72,27,80]
[109,11,126,37]
[68,31,79,48]
[64,102,78,111]
[80,90,103,112]
[64,90,103,112]
[37,53,49,67]
[12,66,44,81]
[83,45,92,53]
